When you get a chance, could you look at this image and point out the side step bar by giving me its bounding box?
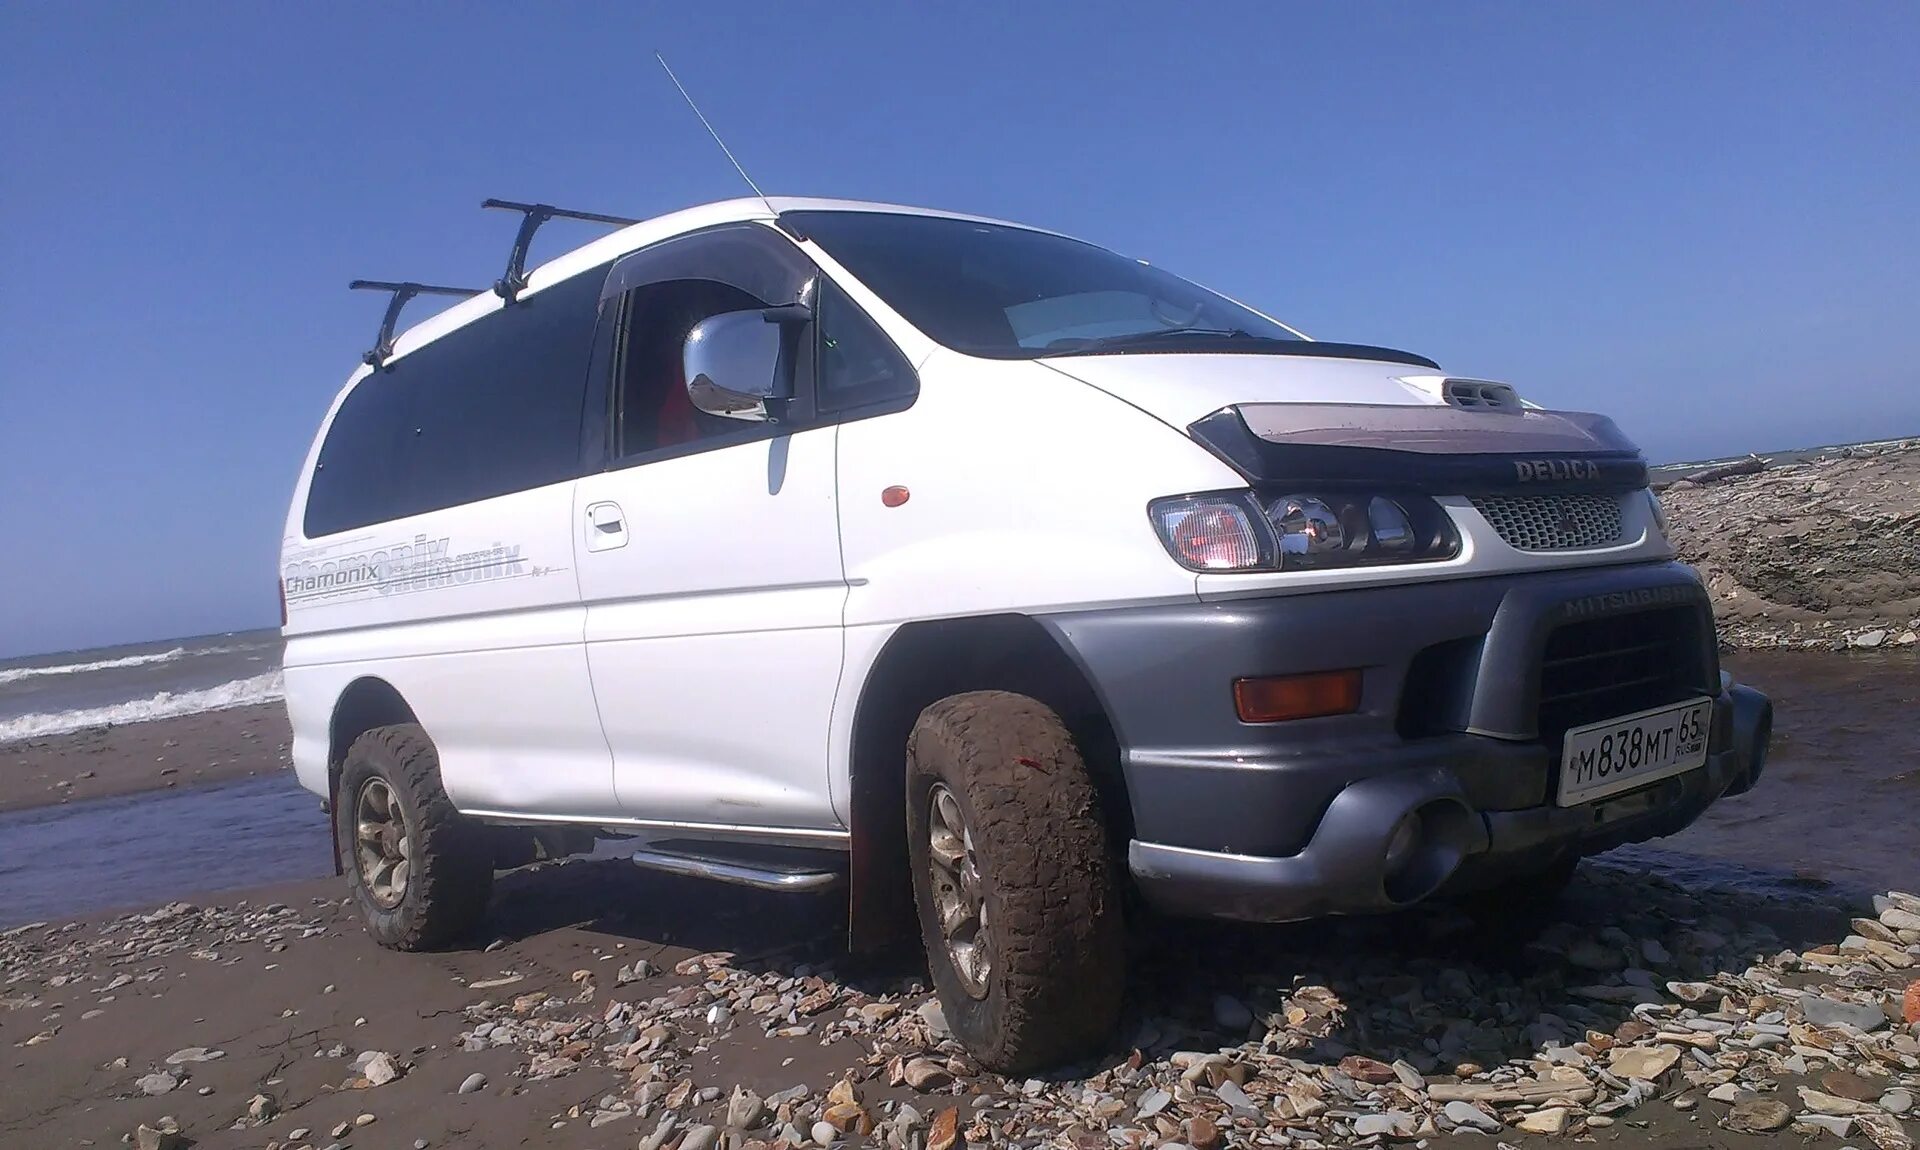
[628,840,845,893]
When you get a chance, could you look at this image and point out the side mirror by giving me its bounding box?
[684,310,784,422]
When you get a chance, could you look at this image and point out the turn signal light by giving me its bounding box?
[1233,670,1363,723]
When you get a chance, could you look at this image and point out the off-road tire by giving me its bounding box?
[905,691,1125,1072]
[335,724,494,950]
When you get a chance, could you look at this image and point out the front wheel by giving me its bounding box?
[335,724,493,950]
[904,691,1124,1073]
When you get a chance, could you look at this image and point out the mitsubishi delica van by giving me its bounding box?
[283,196,1774,1071]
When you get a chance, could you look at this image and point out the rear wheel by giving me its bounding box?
[335,724,493,950]
[904,691,1124,1073]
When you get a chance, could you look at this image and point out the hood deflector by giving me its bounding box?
[1190,404,1648,493]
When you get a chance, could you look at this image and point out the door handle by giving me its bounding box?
[584,501,629,552]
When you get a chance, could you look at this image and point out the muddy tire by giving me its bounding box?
[335,724,493,950]
[904,691,1124,1073]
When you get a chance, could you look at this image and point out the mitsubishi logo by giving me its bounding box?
[1556,508,1581,536]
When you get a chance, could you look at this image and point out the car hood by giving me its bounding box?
[1036,351,1448,430]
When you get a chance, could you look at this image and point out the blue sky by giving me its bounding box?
[2,3,1916,656]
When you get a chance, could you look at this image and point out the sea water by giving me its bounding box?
[0,630,284,742]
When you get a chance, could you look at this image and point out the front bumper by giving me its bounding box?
[1039,561,1774,923]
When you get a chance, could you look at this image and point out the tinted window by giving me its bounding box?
[786,210,1301,359]
[301,367,410,539]
[304,264,606,536]
[816,282,915,413]
[614,279,767,457]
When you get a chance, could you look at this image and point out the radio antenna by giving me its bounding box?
[655,53,777,217]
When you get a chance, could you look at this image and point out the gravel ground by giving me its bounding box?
[4,861,1916,1150]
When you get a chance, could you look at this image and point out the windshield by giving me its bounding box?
[785,210,1303,359]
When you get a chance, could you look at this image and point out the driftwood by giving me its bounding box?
[1685,453,1770,484]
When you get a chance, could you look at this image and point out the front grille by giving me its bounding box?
[1472,493,1624,551]
[1538,606,1705,742]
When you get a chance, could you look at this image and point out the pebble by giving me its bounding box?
[1881,1088,1913,1115]
[457,1072,487,1094]
[928,1107,960,1150]
[135,1071,179,1096]
[811,1119,839,1146]
[1214,1079,1255,1112]
[1795,1113,1855,1137]
[133,1125,185,1150]
[1136,1088,1171,1119]
[1819,1070,1882,1101]
[903,1056,952,1091]
[1727,1097,1791,1132]
[361,1051,401,1086]
[678,1124,719,1150]
[725,1086,765,1128]
[1443,1100,1502,1132]
[1354,1111,1418,1138]
[1802,995,1889,1033]
[1608,1044,1681,1081]
[1515,1107,1569,1134]
[1799,1087,1881,1116]
[917,999,951,1041]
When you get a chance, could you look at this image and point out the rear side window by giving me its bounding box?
[301,367,410,538]
[304,265,607,536]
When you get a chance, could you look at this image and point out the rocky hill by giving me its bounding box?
[1659,438,1920,650]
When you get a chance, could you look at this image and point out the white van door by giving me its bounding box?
[573,226,851,834]
[286,266,618,820]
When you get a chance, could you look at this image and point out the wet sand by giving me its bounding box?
[0,703,291,813]
[1693,649,1920,895]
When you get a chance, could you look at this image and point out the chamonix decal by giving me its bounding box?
[282,534,551,604]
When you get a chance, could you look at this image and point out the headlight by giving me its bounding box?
[1150,490,1458,572]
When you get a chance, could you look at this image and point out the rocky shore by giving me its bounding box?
[4,863,1917,1150]
[1661,437,1920,651]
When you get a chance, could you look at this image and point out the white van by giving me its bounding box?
[282,197,1773,1071]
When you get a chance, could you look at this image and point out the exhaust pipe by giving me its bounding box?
[1380,798,1479,906]
[1722,684,1773,796]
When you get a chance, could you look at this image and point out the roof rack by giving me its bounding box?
[482,199,640,304]
[348,280,484,369]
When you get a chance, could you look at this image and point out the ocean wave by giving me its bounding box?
[0,647,193,686]
[0,671,285,743]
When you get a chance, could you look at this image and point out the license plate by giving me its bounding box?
[1556,697,1712,807]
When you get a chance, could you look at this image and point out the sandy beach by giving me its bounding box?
[0,704,290,814]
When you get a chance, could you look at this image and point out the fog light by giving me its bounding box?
[1233,670,1362,723]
